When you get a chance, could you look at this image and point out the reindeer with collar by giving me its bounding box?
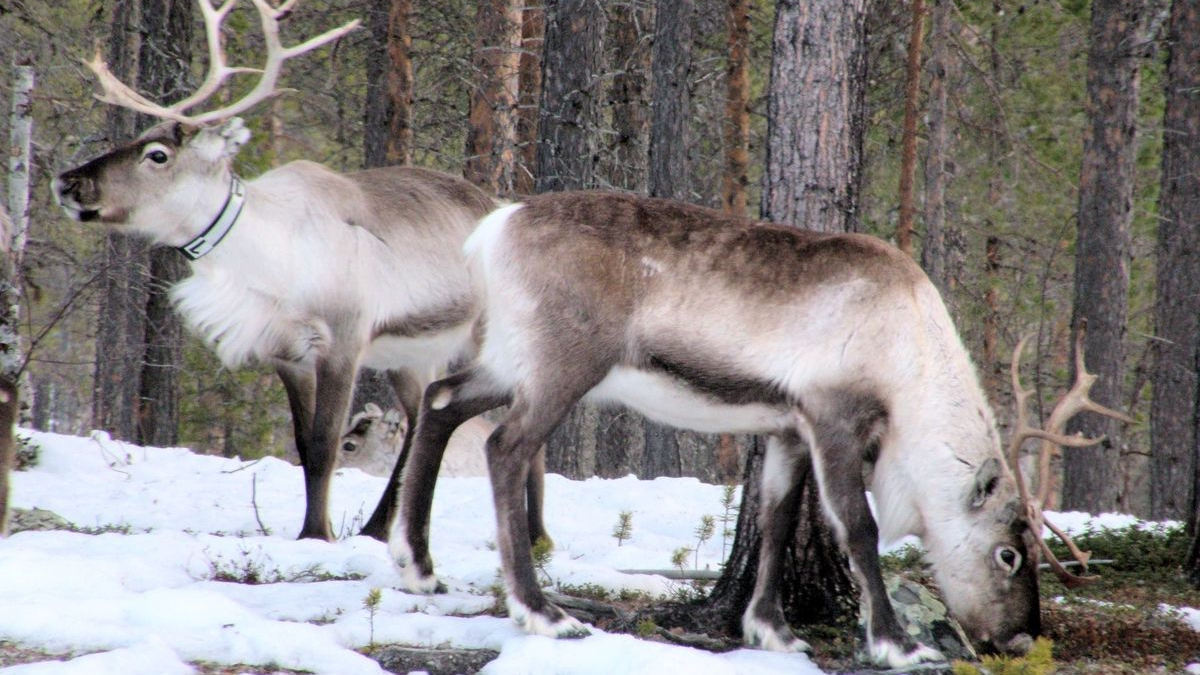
[54,0,549,545]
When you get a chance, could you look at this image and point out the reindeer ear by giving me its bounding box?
[969,457,1002,509]
[364,402,383,417]
[213,117,250,157]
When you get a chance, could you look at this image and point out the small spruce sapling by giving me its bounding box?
[719,484,738,561]
[363,587,382,649]
[671,546,692,573]
[693,515,715,569]
[612,510,633,546]
[531,537,554,586]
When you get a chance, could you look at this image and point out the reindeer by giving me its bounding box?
[53,0,549,544]
[341,402,497,479]
[391,192,1131,667]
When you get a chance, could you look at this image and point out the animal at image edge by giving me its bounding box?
[393,191,1129,668]
[52,0,550,545]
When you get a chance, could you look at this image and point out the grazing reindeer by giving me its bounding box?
[341,403,500,479]
[53,0,551,544]
[393,192,1128,667]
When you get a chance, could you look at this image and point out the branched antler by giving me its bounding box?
[86,0,360,125]
[1007,324,1134,589]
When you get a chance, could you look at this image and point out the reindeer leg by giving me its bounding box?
[487,391,595,639]
[297,351,359,542]
[742,431,812,653]
[276,364,329,540]
[360,369,424,541]
[526,446,552,549]
[798,396,944,668]
[393,367,508,593]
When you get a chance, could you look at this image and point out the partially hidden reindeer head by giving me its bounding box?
[54,0,358,248]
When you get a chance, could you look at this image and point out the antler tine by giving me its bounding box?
[1006,332,1105,589]
[85,0,360,127]
[187,0,360,125]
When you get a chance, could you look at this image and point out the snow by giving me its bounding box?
[1,430,821,675]
[3,429,1197,674]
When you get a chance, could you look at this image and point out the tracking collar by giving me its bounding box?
[178,175,246,261]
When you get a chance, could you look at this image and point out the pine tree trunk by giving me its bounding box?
[135,0,192,447]
[536,0,610,479]
[1151,0,1200,527]
[465,0,521,197]
[706,0,867,630]
[722,0,751,217]
[515,5,544,195]
[895,0,925,256]
[0,202,17,537]
[1063,0,1146,513]
[94,0,148,441]
[606,0,649,194]
[365,0,413,168]
[919,0,959,308]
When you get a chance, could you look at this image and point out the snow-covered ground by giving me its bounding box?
[0,429,1196,674]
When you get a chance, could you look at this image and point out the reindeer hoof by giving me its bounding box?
[507,598,590,639]
[866,639,945,669]
[741,616,812,654]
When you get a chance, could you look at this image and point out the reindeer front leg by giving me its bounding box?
[797,399,944,668]
[393,367,508,592]
[276,363,330,541]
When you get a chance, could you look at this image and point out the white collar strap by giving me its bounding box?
[178,175,246,261]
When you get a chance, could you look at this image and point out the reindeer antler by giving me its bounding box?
[1007,324,1134,589]
[86,0,360,126]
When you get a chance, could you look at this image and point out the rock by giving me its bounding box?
[9,508,71,533]
[871,575,978,662]
[370,645,499,675]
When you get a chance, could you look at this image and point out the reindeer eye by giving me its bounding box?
[995,546,1021,574]
[147,150,169,164]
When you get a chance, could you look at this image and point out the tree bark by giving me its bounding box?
[722,0,751,217]
[760,0,868,235]
[364,0,413,168]
[515,5,544,195]
[465,0,522,197]
[93,0,149,441]
[1063,0,1146,514]
[135,0,192,447]
[606,0,650,194]
[919,0,959,307]
[0,201,18,537]
[707,0,867,630]
[895,0,925,256]
[1151,0,1200,527]
[535,0,611,478]
[534,0,606,195]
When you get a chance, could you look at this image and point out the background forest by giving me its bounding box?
[0,0,1194,535]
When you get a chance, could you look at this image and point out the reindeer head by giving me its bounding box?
[54,0,357,248]
[926,325,1132,655]
[924,455,1042,656]
[55,120,250,244]
[341,403,407,454]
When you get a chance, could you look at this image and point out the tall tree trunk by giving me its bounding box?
[722,0,751,217]
[919,0,958,305]
[515,5,544,195]
[94,0,149,440]
[606,0,650,194]
[465,0,522,197]
[708,0,867,631]
[1063,0,1146,513]
[1151,0,1200,528]
[536,0,611,478]
[534,0,606,195]
[895,0,925,256]
[135,0,192,447]
[0,200,19,537]
[364,0,413,168]
[644,0,722,482]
